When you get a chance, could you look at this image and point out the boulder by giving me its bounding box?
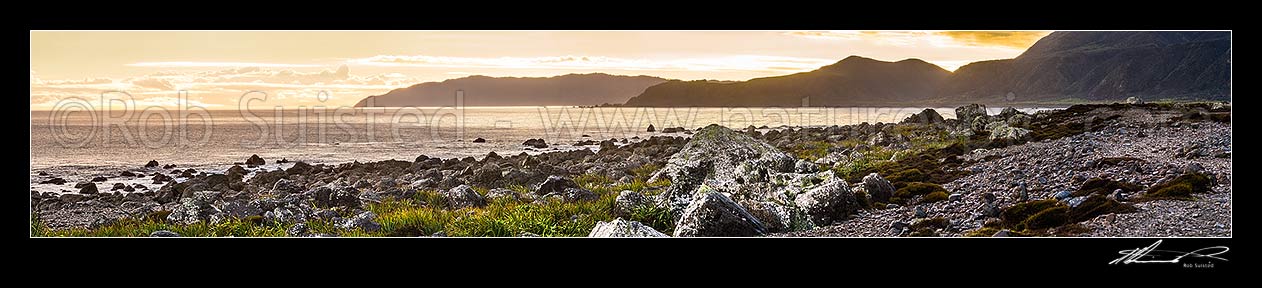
[472,137,486,143]
[900,108,945,124]
[739,200,795,233]
[245,154,266,166]
[338,211,381,232]
[651,124,795,207]
[39,177,67,185]
[166,191,223,225]
[793,179,857,225]
[988,122,1032,143]
[534,175,580,196]
[794,159,819,173]
[285,162,315,175]
[287,223,309,237]
[1125,97,1144,104]
[149,230,179,237]
[485,188,522,202]
[673,192,766,237]
[78,183,98,194]
[543,188,599,203]
[955,104,988,124]
[270,178,303,196]
[444,185,487,209]
[613,190,650,218]
[145,160,160,168]
[646,124,656,132]
[522,139,548,149]
[588,218,668,237]
[861,173,895,203]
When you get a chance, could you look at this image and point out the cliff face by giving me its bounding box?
[938,31,1231,104]
[624,56,952,107]
[354,73,667,107]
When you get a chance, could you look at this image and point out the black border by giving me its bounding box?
[24,6,1236,276]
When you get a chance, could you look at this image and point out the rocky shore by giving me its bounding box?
[30,102,1231,237]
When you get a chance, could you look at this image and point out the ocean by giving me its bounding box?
[29,106,1040,193]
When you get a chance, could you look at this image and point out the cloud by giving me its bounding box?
[131,77,175,90]
[350,54,834,73]
[126,62,323,68]
[936,31,1053,48]
[785,31,1051,49]
[30,65,417,109]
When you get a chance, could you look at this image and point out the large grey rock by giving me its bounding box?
[287,223,309,237]
[673,192,766,237]
[861,173,895,203]
[338,211,381,232]
[651,124,795,216]
[794,159,819,173]
[166,191,223,225]
[444,185,487,209]
[534,175,580,196]
[588,218,668,237]
[613,190,650,218]
[988,122,1031,142]
[739,200,794,233]
[955,104,988,125]
[149,230,180,237]
[485,188,522,202]
[793,179,857,225]
[78,183,98,194]
[543,188,598,203]
[270,178,302,196]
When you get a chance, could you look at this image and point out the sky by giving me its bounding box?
[30,31,1050,109]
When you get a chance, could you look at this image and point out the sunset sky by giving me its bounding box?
[30,31,1050,109]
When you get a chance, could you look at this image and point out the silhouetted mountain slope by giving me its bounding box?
[623,56,951,107]
[939,31,1231,103]
[354,73,667,107]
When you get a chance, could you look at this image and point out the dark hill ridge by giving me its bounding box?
[354,73,667,107]
[623,31,1230,107]
[940,31,1231,103]
[624,56,952,107]
[354,31,1230,107]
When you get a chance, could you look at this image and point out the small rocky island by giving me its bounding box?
[30,103,1232,237]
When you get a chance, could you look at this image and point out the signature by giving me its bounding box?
[1110,240,1229,265]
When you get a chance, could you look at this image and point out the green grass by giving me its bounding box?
[788,141,833,161]
[36,217,289,237]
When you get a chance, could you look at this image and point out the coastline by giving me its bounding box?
[30,102,1232,237]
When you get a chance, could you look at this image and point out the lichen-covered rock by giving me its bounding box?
[543,188,598,203]
[988,122,1032,143]
[166,191,223,225]
[270,178,303,196]
[955,104,988,125]
[338,211,381,232]
[651,124,795,217]
[534,175,579,196]
[485,188,522,202]
[739,200,794,233]
[613,190,650,218]
[793,179,858,226]
[673,192,766,237]
[588,218,668,237]
[861,173,895,203]
[445,185,487,208]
